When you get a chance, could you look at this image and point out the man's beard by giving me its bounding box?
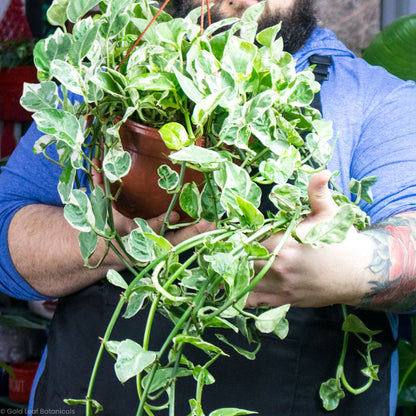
[172,0,316,54]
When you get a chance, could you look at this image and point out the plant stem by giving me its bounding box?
[201,209,301,320]
[137,272,219,415]
[160,162,187,236]
[126,229,230,297]
[116,0,172,71]
[86,295,126,416]
[336,305,375,395]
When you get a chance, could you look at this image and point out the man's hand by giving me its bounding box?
[92,161,214,244]
[246,170,374,309]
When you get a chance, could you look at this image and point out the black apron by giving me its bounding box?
[33,56,397,416]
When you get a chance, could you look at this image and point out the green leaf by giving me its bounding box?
[100,12,130,39]
[349,176,378,204]
[319,378,345,411]
[33,30,72,80]
[64,398,103,413]
[123,288,152,319]
[156,19,189,49]
[204,252,235,278]
[68,22,100,65]
[398,339,416,406]
[64,189,94,232]
[221,257,252,318]
[114,339,157,383]
[79,230,98,260]
[242,241,269,258]
[192,88,228,127]
[159,122,192,150]
[67,0,101,23]
[89,186,108,235]
[130,72,175,91]
[209,408,258,416]
[173,67,204,103]
[215,333,258,361]
[193,366,215,385]
[21,81,59,112]
[201,181,224,222]
[47,0,70,28]
[245,90,277,124]
[58,162,76,203]
[254,304,290,336]
[235,195,264,227]
[180,182,201,219]
[215,162,262,213]
[103,147,131,182]
[0,361,14,378]
[288,81,314,107]
[106,269,128,290]
[269,183,301,212]
[258,147,300,185]
[241,1,265,24]
[158,164,179,191]
[173,335,227,356]
[91,69,127,98]
[0,314,46,330]
[33,109,84,152]
[169,146,226,169]
[141,367,192,394]
[342,314,382,337]
[272,317,290,340]
[363,14,416,82]
[127,230,156,263]
[361,364,380,381]
[222,37,257,81]
[302,204,356,247]
[143,232,172,258]
[256,23,281,48]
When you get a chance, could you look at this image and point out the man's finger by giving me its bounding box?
[308,170,338,216]
[147,212,180,234]
[165,219,216,246]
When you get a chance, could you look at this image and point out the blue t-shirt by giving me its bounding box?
[1,27,416,414]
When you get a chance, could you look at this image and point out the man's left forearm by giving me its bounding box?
[358,211,416,312]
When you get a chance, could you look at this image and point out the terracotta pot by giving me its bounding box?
[109,119,205,220]
[8,361,39,404]
[0,66,38,122]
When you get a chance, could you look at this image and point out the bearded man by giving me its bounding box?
[1,1,416,415]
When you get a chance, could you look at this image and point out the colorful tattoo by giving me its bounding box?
[359,212,416,312]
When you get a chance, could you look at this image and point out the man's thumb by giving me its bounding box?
[308,170,337,216]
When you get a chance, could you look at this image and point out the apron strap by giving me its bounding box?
[309,54,333,112]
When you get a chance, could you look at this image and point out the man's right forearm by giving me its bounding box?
[8,204,129,298]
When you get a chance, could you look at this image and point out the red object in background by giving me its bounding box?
[0,0,35,158]
[8,361,39,404]
[0,0,33,42]
[0,65,38,158]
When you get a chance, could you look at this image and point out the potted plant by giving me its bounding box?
[20,0,379,414]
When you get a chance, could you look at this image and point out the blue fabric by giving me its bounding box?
[1,27,416,415]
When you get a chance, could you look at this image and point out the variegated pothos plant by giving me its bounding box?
[20,0,380,414]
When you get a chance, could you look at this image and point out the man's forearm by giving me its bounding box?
[359,211,416,312]
[8,204,128,298]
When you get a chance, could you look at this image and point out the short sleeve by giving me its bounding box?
[351,81,416,223]
[0,122,63,300]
